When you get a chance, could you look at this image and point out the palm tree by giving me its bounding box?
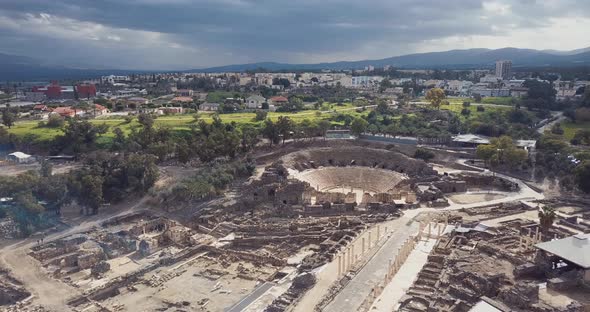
[538,206,556,233]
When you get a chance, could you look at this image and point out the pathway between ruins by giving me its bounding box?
[323,218,419,312]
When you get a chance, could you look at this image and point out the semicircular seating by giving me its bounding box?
[293,167,405,193]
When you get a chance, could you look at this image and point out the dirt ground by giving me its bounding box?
[98,257,271,312]
[0,162,80,176]
[447,192,507,204]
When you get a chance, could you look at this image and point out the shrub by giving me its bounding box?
[255,111,268,121]
[461,108,471,116]
[476,106,485,112]
[414,148,435,161]
[551,123,564,135]
[462,101,471,107]
[46,114,65,128]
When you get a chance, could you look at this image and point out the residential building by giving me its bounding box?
[480,75,502,84]
[175,89,193,97]
[199,103,220,111]
[246,95,266,109]
[32,82,75,100]
[33,104,48,112]
[471,88,511,97]
[171,96,194,104]
[24,91,46,102]
[76,84,97,99]
[510,88,529,98]
[159,107,183,114]
[93,104,109,115]
[495,60,512,79]
[101,75,130,84]
[50,107,77,118]
[127,97,149,106]
[270,96,289,105]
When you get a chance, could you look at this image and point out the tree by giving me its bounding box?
[575,160,590,193]
[262,119,280,147]
[551,123,564,135]
[414,148,435,162]
[350,118,368,136]
[39,160,53,178]
[476,144,496,168]
[79,174,104,215]
[538,206,556,233]
[379,79,393,93]
[46,114,65,128]
[240,124,259,151]
[425,88,445,110]
[476,136,527,170]
[367,124,379,135]
[318,120,331,140]
[272,78,291,89]
[276,116,293,144]
[524,79,556,102]
[473,93,482,103]
[2,109,15,128]
[376,99,390,114]
[255,110,268,121]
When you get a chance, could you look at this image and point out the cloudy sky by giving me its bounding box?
[0,0,589,70]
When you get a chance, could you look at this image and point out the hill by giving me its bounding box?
[2,47,590,80]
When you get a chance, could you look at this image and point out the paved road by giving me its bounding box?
[537,112,565,134]
[225,282,275,312]
[323,219,418,312]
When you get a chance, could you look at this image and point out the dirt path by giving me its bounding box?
[0,246,78,311]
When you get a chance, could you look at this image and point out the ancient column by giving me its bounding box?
[377,225,381,240]
[352,244,356,263]
[338,254,342,276]
[348,247,352,269]
[389,259,393,275]
[368,231,372,249]
[362,237,366,255]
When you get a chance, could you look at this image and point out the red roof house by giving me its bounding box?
[270,96,289,104]
[51,107,76,118]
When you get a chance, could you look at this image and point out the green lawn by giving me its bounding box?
[8,103,367,142]
[561,121,590,140]
[420,96,517,107]
[481,97,518,106]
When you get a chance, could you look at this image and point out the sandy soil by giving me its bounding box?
[447,192,507,204]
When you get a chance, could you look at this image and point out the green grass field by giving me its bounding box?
[561,121,590,140]
[430,97,517,107]
[8,103,368,142]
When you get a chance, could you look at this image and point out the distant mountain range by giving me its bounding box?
[1,47,590,81]
[194,47,590,72]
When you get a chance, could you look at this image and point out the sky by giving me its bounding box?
[0,0,589,70]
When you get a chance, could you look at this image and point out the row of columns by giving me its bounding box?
[337,225,389,277]
[519,226,543,251]
[360,236,418,311]
[417,217,448,240]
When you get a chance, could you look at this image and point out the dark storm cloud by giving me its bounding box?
[0,0,588,69]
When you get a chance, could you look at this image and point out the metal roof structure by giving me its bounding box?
[452,134,490,145]
[535,234,590,269]
[8,151,32,159]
